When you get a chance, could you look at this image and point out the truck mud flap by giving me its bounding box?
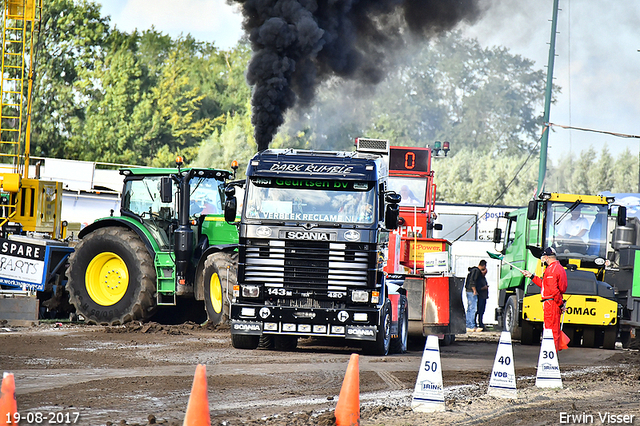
[345,325,377,341]
[231,321,263,335]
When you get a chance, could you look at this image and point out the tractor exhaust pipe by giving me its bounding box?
[174,160,193,286]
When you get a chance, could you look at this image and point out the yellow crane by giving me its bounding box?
[0,0,63,238]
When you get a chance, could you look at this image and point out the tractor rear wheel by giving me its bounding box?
[203,251,238,324]
[67,227,156,325]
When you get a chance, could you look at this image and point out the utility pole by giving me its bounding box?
[537,0,561,195]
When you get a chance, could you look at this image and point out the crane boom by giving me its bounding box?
[0,0,63,237]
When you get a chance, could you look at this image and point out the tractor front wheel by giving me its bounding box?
[67,227,156,325]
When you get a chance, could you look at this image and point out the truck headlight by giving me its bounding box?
[371,291,380,304]
[352,290,369,302]
[242,285,260,298]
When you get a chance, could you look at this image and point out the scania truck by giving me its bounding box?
[225,138,406,355]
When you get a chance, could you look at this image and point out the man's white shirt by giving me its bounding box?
[557,216,590,243]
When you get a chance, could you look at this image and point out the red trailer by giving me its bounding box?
[385,146,466,344]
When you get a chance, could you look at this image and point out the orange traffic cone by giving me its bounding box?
[559,330,570,351]
[183,364,211,426]
[335,353,360,426]
[1,373,17,426]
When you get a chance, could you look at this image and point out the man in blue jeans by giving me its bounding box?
[465,260,487,332]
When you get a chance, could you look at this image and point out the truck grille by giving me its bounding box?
[243,239,373,288]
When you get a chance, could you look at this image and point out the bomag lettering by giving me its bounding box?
[286,232,330,241]
[566,307,596,316]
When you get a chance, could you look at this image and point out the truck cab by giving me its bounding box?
[228,139,403,355]
[496,192,619,348]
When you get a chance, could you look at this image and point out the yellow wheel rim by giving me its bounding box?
[85,252,129,306]
[209,272,223,314]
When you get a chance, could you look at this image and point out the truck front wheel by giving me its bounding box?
[231,334,260,349]
[67,227,157,325]
[503,296,522,341]
[203,251,238,324]
[391,295,408,354]
[364,301,392,356]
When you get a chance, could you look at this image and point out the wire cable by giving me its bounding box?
[449,127,547,243]
[547,122,640,139]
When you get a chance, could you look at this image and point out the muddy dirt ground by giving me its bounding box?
[1,321,639,426]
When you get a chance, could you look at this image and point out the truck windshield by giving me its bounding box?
[388,177,426,207]
[545,201,608,257]
[244,177,376,224]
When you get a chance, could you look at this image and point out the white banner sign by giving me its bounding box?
[0,238,46,290]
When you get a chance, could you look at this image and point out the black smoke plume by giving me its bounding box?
[235,0,483,151]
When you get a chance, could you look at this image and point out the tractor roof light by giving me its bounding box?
[605,197,615,204]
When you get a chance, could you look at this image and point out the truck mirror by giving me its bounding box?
[224,186,237,223]
[160,177,172,203]
[493,228,502,243]
[618,206,627,226]
[224,197,237,223]
[385,192,401,204]
[527,200,537,220]
[385,203,400,229]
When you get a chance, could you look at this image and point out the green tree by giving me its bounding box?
[73,46,147,163]
[432,150,539,205]
[70,30,252,166]
[30,0,111,158]
[612,148,639,193]
[548,146,640,195]
[591,147,615,193]
[193,106,256,177]
[367,33,548,156]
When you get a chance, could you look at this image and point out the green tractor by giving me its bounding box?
[66,159,240,325]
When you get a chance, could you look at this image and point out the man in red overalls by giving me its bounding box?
[522,247,567,351]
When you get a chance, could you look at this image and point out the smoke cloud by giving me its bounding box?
[235,0,484,151]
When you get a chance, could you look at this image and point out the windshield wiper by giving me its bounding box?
[554,200,582,225]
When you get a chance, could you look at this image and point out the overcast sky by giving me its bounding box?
[96,0,640,164]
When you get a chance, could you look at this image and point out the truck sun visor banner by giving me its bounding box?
[246,178,376,224]
[251,177,374,191]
